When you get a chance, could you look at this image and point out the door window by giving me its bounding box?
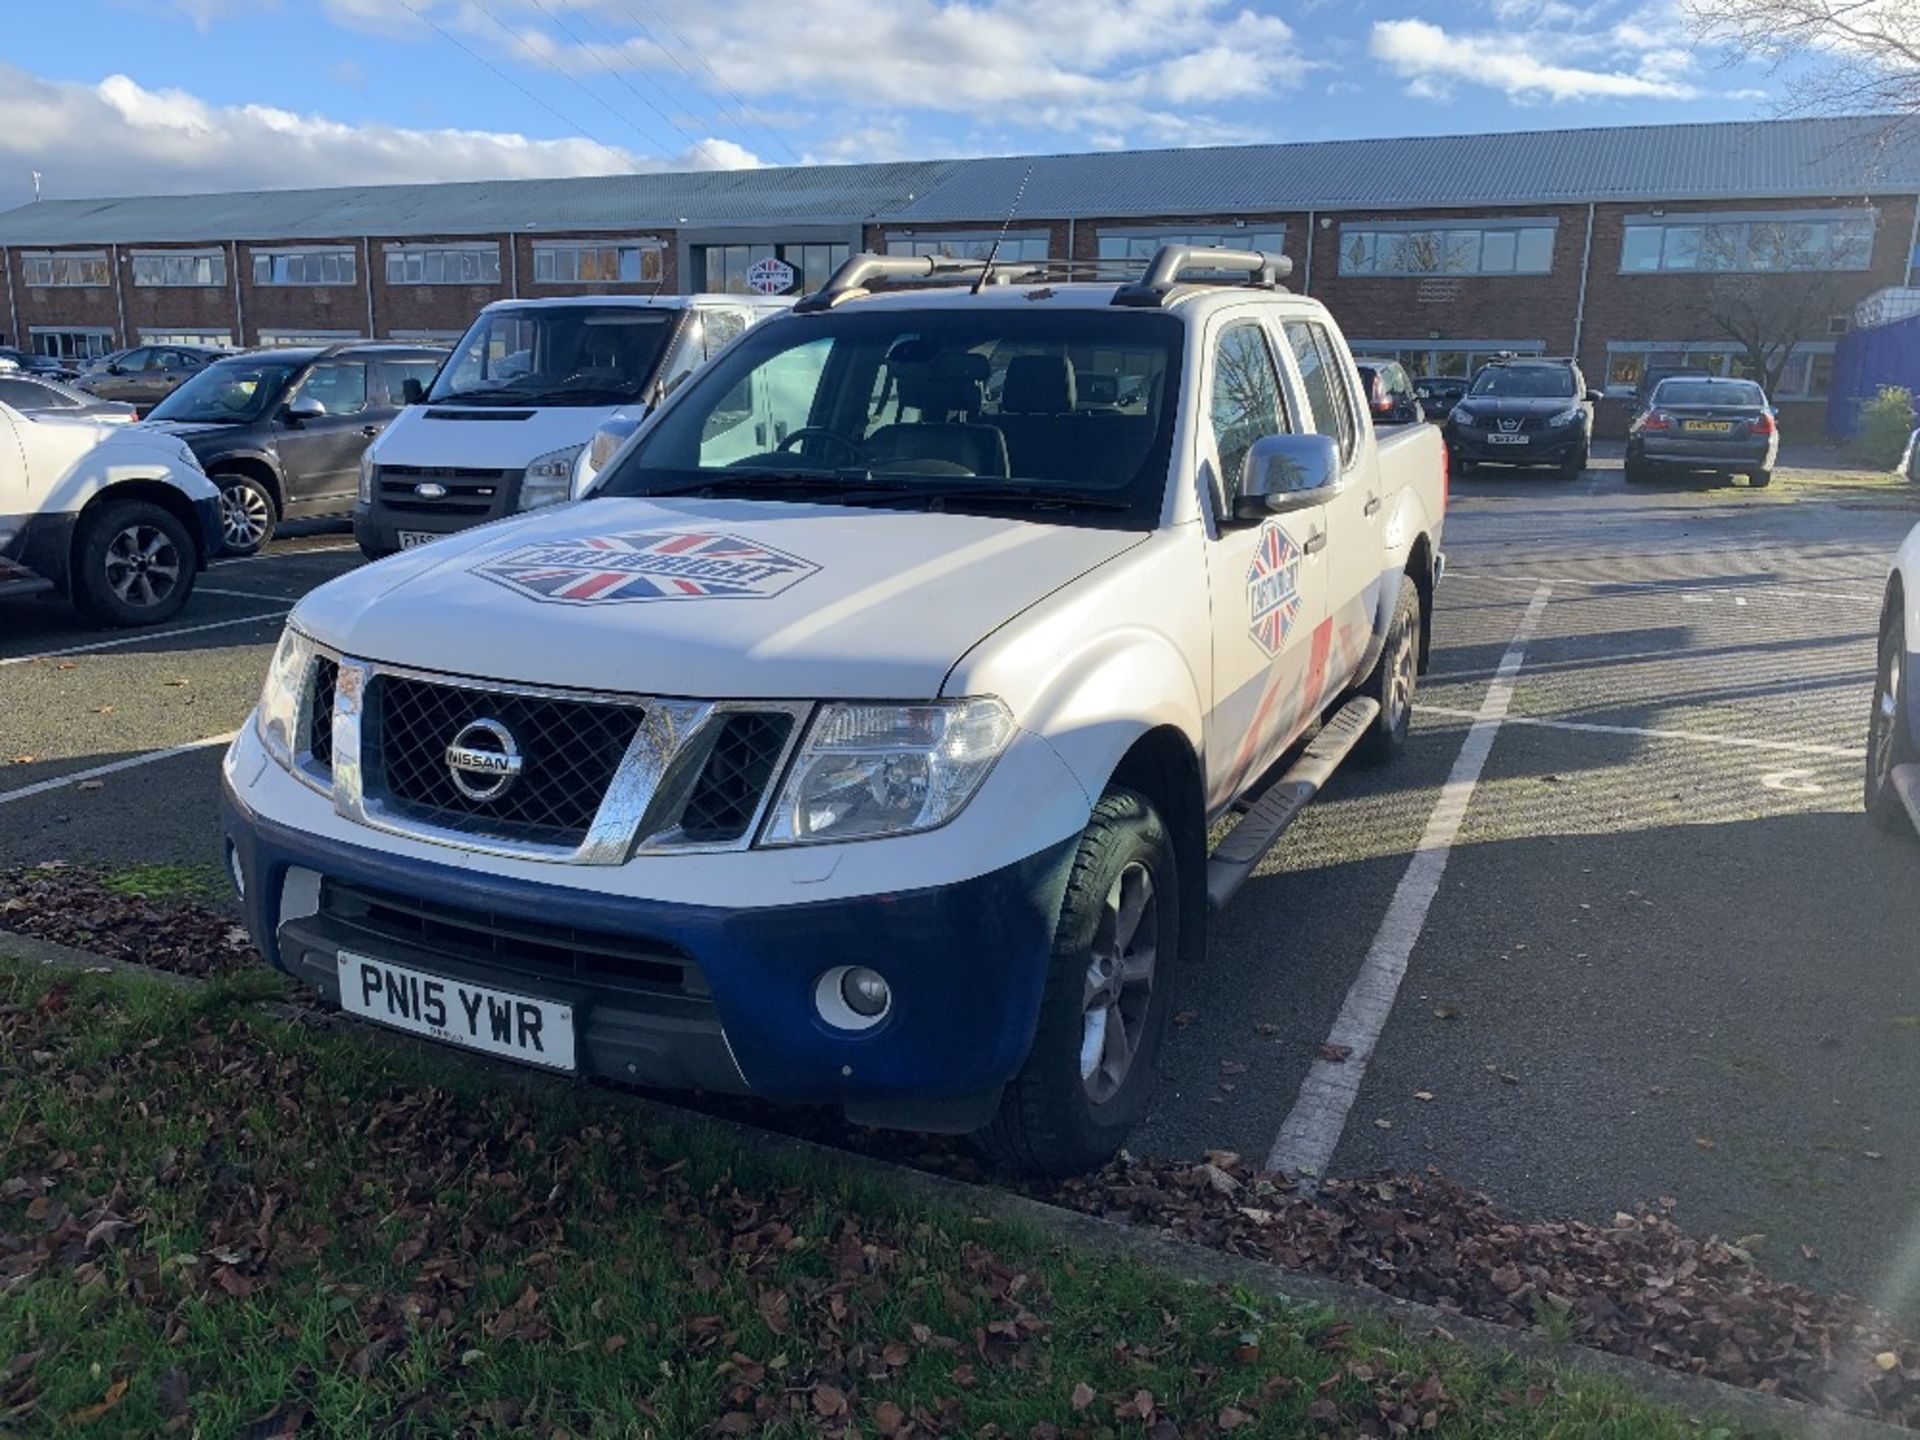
[118,348,154,371]
[372,359,442,406]
[1208,321,1290,501]
[291,362,369,416]
[701,308,749,360]
[0,378,75,409]
[1283,321,1357,466]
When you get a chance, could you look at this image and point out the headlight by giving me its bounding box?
[519,445,584,511]
[573,418,641,498]
[1548,406,1584,427]
[760,698,1015,846]
[357,449,375,504]
[1450,408,1476,428]
[255,626,315,771]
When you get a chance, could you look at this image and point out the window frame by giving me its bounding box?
[1281,318,1360,469]
[381,243,502,287]
[531,239,665,286]
[884,230,1052,264]
[251,248,358,287]
[21,250,110,288]
[1617,210,1877,274]
[1206,316,1294,518]
[130,250,227,288]
[1336,220,1557,278]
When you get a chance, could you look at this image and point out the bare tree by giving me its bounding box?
[1679,223,1850,396]
[1686,0,1919,116]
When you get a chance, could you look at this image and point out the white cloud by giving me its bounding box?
[1369,17,1702,100]
[0,64,757,209]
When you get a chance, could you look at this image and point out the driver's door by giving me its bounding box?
[1200,314,1332,812]
[275,361,375,512]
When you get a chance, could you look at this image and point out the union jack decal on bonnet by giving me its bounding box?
[474,530,819,605]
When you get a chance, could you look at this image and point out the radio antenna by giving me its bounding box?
[971,163,1034,295]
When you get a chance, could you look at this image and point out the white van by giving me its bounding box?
[352,294,790,559]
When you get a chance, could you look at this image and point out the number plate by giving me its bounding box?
[338,952,576,1071]
[1486,433,1530,445]
[397,530,441,550]
[1682,420,1734,433]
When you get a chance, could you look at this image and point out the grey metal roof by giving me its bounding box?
[0,116,1912,248]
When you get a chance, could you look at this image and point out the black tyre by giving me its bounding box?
[1355,575,1420,764]
[356,536,392,563]
[1623,455,1654,484]
[215,473,278,557]
[973,787,1178,1176]
[1455,456,1476,476]
[1560,444,1589,479]
[73,499,197,627]
[1865,602,1916,835]
[1748,468,1773,489]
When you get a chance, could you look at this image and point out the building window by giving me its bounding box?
[384,244,501,286]
[533,240,663,285]
[140,328,234,348]
[1338,223,1555,277]
[1603,341,1835,399]
[131,251,227,288]
[253,249,357,286]
[29,327,115,360]
[1350,340,1545,379]
[22,251,110,287]
[1098,227,1287,262]
[694,243,850,296]
[257,329,363,347]
[886,231,1051,263]
[1619,213,1875,273]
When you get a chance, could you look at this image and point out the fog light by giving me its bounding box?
[840,966,891,1017]
[226,841,245,899]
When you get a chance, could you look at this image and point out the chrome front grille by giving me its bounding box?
[367,675,646,849]
[374,464,514,518]
[310,654,808,864]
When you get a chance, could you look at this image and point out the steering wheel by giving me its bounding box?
[775,427,862,462]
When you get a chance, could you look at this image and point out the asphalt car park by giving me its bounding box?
[4,454,1918,1322]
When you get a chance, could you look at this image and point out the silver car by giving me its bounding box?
[1624,376,1779,488]
[0,372,139,424]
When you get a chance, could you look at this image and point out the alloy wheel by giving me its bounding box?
[220,484,271,550]
[103,524,182,610]
[1079,861,1158,1105]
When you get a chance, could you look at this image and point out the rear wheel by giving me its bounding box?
[973,787,1178,1176]
[1748,468,1773,489]
[73,499,197,627]
[1623,455,1655,484]
[1866,604,1916,834]
[1355,575,1420,764]
[215,473,278,556]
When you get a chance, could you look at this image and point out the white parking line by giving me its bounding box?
[1266,582,1553,1181]
[1445,569,1879,607]
[0,731,238,806]
[0,610,290,668]
[196,586,295,601]
[1418,703,1865,759]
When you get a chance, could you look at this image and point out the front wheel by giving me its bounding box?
[973,788,1178,1176]
[215,474,278,556]
[73,499,197,627]
[1560,445,1589,479]
[1866,605,1917,834]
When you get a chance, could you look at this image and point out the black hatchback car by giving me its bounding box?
[1445,357,1603,477]
[141,343,444,555]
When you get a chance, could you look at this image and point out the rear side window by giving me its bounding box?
[373,359,441,405]
[0,378,74,408]
[1283,320,1357,465]
[1209,321,1290,497]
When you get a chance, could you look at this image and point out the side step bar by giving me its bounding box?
[1894,763,1920,834]
[1206,696,1379,911]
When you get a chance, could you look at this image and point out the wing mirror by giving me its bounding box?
[401,378,426,404]
[1234,433,1341,520]
[1585,388,1605,404]
[282,400,326,424]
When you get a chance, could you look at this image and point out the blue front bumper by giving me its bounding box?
[193,495,223,560]
[223,787,1076,1118]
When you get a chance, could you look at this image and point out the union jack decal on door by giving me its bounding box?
[474,530,819,605]
[1245,520,1302,657]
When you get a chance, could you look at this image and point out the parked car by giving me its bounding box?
[0,398,219,626]
[1444,356,1601,477]
[1866,520,1920,835]
[354,294,790,560]
[1354,358,1424,425]
[0,346,79,382]
[1624,376,1778,487]
[222,245,1447,1175]
[74,344,227,409]
[142,343,445,556]
[0,372,139,423]
[1412,375,1467,419]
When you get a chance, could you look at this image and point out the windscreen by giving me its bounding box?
[1469,366,1577,399]
[429,306,676,406]
[596,307,1184,528]
[146,358,302,423]
[1655,380,1766,407]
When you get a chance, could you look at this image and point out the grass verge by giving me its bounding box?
[0,961,1746,1438]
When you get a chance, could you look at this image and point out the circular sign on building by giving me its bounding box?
[746,256,797,295]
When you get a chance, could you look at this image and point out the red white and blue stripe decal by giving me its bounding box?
[475,530,818,605]
[1245,520,1302,657]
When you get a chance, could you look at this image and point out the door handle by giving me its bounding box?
[1363,494,1382,517]
[1303,529,1328,556]
[360,425,380,437]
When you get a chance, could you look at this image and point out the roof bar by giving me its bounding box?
[1111,245,1292,308]
[793,252,987,313]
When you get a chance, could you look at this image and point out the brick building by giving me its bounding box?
[1,116,1915,435]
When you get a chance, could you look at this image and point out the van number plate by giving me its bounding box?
[338,952,576,1071]
[397,531,440,550]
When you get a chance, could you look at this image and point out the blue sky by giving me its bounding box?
[0,0,1796,211]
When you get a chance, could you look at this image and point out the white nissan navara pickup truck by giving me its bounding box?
[222,248,1446,1174]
